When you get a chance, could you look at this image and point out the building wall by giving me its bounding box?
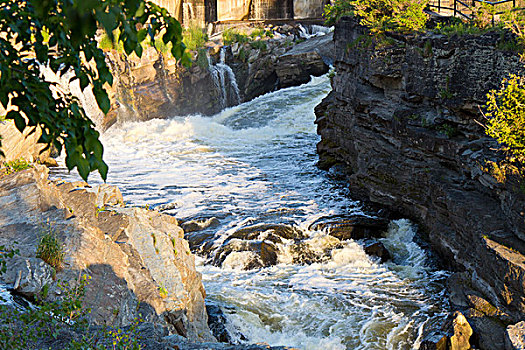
[151,0,325,24]
[217,0,247,21]
[293,0,326,18]
[152,0,183,21]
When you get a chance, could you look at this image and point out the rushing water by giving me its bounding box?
[52,75,448,349]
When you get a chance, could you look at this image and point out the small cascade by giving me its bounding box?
[207,48,241,110]
[298,24,334,39]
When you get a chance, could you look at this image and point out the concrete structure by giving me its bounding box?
[151,0,328,25]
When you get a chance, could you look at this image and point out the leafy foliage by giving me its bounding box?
[223,28,251,45]
[485,74,525,160]
[3,158,32,175]
[183,22,208,51]
[0,0,190,181]
[324,0,429,33]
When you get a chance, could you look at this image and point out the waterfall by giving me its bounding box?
[208,48,241,110]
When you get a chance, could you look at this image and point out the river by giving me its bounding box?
[52,74,449,349]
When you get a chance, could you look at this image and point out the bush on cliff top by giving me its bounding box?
[324,0,429,33]
[485,74,525,160]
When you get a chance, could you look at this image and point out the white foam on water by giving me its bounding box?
[51,75,448,349]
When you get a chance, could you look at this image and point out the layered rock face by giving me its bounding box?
[0,165,214,342]
[316,17,525,349]
[102,30,330,129]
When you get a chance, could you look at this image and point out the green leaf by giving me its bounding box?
[134,43,143,58]
[94,88,110,114]
[77,156,90,181]
[135,2,146,17]
[98,160,108,181]
[6,111,26,133]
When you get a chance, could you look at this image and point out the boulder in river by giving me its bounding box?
[362,240,391,262]
[308,215,390,240]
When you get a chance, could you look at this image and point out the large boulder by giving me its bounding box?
[0,165,214,342]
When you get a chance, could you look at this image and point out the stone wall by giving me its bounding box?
[316,17,525,349]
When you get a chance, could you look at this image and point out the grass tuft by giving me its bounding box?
[36,222,65,270]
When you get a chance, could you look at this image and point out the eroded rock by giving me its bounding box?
[0,166,214,342]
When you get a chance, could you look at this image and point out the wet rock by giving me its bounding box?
[309,215,389,240]
[420,312,473,350]
[275,51,329,89]
[181,217,220,233]
[445,312,474,350]
[186,231,217,253]
[465,308,506,350]
[506,321,525,350]
[2,257,55,298]
[213,239,279,269]
[362,240,391,262]
[206,302,232,343]
[260,241,278,266]
[284,32,335,65]
[206,302,247,345]
[317,16,525,336]
[229,223,304,241]
[419,331,448,350]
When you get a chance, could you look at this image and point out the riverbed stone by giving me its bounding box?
[362,240,391,262]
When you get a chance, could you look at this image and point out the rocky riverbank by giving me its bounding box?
[316,17,525,349]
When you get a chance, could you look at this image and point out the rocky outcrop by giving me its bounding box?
[101,26,331,129]
[229,32,332,102]
[316,17,525,348]
[0,120,53,164]
[0,165,214,342]
[421,312,474,350]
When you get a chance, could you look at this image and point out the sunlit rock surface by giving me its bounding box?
[0,165,214,342]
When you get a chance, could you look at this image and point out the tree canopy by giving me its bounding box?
[0,0,190,180]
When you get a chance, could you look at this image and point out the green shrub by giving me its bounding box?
[223,28,250,45]
[183,22,208,51]
[324,0,428,33]
[250,40,267,51]
[485,74,525,160]
[36,223,65,270]
[502,9,525,57]
[324,0,355,26]
[196,48,209,69]
[3,158,32,174]
[249,28,274,39]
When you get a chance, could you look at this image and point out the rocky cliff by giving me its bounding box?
[101,27,331,129]
[0,164,214,342]
[316,17,525,349]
